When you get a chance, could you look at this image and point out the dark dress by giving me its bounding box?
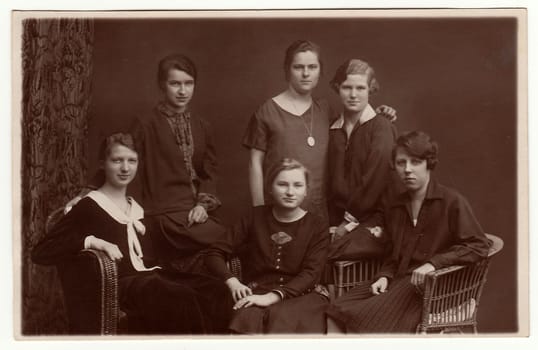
[32,196,232,334]
[243,98,333,223]
[205,206,330,334]
[328,107,397,225]
[326,179,490,333]
[327,106,397,261]
[130,105,225,270]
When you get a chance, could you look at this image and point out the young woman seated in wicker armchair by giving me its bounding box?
[32,133,231,334]
[326,131,490,333]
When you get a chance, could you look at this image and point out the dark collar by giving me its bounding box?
[155,101,190,119]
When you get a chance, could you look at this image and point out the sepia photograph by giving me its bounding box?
[8,5,529,346]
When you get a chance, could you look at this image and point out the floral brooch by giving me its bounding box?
[271,231,293,245]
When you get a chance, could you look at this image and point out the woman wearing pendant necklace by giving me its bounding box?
[326,131,490,333]
[243,40,397,223]
[205,158,330,333]
[243,40,330,222]
[32,133,232,334]
[326,59,397,260]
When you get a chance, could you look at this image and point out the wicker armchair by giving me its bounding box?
[331,233,503,334]
[44,207,241,335]
[44,207,122,335]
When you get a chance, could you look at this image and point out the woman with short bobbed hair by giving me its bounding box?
[327,58,396,261]
[326,131,490,333]
[130,53,226,271]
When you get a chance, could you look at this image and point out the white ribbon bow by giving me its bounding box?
[87,191,160,272]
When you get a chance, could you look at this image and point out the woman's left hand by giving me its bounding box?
[376,105,398,122]
[411,263,435,287]
[188,205,208,226]
[233,293,281,310]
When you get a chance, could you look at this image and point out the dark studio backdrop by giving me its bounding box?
[21,13,519,334]
[86,16,518,333]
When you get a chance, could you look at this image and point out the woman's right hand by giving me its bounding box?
[225,277,252,302]
[371,277,388,295]
[88,237,123,262]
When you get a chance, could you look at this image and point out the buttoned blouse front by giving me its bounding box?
[205,206,329,298]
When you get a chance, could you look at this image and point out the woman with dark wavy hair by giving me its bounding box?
[326,131,490,333]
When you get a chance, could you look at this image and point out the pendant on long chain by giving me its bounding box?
[307,136,316,147]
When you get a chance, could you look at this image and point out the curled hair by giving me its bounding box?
[265,158,310,195]
[392,131,439,170]
[98,132,137,161]
[330,58,379,94]
[157,54,197,90]
[283,40,323,81]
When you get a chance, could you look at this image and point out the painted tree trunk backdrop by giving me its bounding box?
[21,18,93,335]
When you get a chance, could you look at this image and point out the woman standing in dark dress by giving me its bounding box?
[327,59,397,260]
[205,158,330,334]
[32,133,231,334]
[130,54,225,271]
[326,131,490,333]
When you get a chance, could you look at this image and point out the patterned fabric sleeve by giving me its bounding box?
[196,192,222,212]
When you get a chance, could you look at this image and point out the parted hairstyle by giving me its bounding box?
[265,158,310,195]
[392,131,439,170]
[330,58,380,94]
[283,40,323,81]
[157,54,197,89]
[98,132,137,162]
[93,133,137,187]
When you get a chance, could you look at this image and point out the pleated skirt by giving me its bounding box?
[326,276,422,333]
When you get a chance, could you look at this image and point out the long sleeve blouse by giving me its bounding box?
[204,206,330,299]
[328,106,397,224]
[32,196,158,278]
[368,179,490,281]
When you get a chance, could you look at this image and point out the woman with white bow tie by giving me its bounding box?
[32,133,231,334]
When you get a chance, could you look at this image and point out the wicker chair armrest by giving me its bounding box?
[57,248,119,334]
[425,264,466,279]
[332,258,383,298]
[418,236,505,333]
[424,233,504,282]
